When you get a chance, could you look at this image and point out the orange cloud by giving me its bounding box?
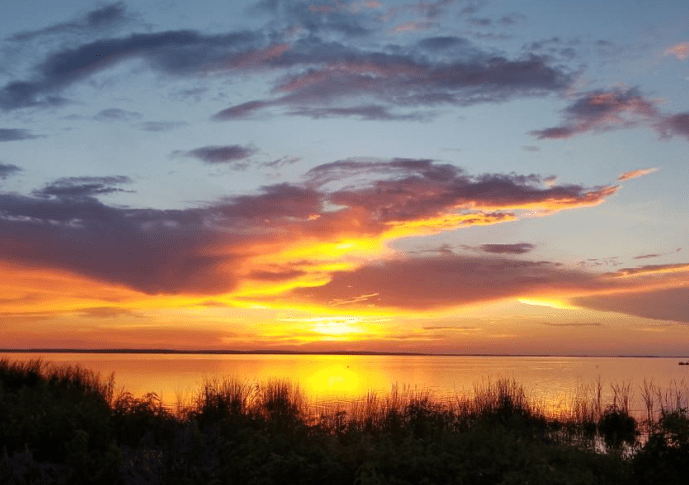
[531,87,661,139]
[603,263,689,278]
[664,42,689,60]
[0,160,625,325]
[617,167,658,181]
[389,20,435,33]
[269,255,689,325]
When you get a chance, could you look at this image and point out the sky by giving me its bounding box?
[1,0,688,355]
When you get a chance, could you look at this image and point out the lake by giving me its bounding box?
[3,353,688,418]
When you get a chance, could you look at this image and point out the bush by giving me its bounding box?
[632,408,689,485]
[598,405,638,449]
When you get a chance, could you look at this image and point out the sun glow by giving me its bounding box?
[305,364,363,396]
[518,298,578,310]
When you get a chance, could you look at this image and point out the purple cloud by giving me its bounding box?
[0,30,261,110]
[0,128,40,142]
[212,100,270,120]
[0,159,618,297]
[136,121,186,132]
[658,113,689,139]
[34,176,133,200]
[531,87,660,139]
[93,108,142,122]
[0,163,22,179]
[6,2,133,42]
[180,145,257,164]
[286,105,428,121]
[479,243,535,254]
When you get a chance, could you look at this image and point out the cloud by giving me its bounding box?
[314,159,618,223]
[0,190,236,295]
[252,0,372,37]
[617,167,658,181]
[479,243,535,254]
[2,7,573,120]
[76,307,142,318]
[135,121,186,132]
[285,251,689,320]
[468,18,492,27]
[285,104,428,121]
[422,325,479,332]
[262,156,301,168]
[93,108,142,122]
[573,287,689,324]
[602,263,689,278]
[0,163,22,179]
[0,30,261,110]
[33,176,133,200]
[531,87,660,139]
[634,248,682,260]
[212,100,270,120]
[289,255,598,310]
[389,20,435,33]
[417,36,468,50]
[211,35,571,120]
[0,128,40,142]
[634,253,662,260]
[0,160,619,298]
[248,269,307,281]
[6,2,133,42]
[663,42,689,61]
[269,51,571,110]
[541,322,602,327]
[499,13,525,26]
[179,145,258,164]
[658,113,689,140]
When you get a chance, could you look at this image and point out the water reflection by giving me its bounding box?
[2,353,688,419]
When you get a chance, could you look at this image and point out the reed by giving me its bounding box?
[3,357,689,484]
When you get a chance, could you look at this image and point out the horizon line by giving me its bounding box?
[1,348,687,359]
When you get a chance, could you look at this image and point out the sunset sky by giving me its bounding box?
[1,0,688,355]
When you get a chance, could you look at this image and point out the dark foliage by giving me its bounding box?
[0,358,683,484]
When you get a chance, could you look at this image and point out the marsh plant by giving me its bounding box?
[2,358,689,484]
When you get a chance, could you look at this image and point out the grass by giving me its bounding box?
[1,357,689,484]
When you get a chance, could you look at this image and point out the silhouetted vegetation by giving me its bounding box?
[1,357,688,484]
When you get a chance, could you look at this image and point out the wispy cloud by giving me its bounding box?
[531,87,660,139]
[176,145,258,165]
[617,167,658,181]
[6,2,133,42]
[93,108,142,122]
[541,322,602,327]
[286,105,428,121]
[634,248,681,260]
[0,162,22,179]
[0,30,262,110]
[0,128,40,142]
[479,243,535,254]
[658,113,689,140]
[135,121,186,132]
[603,263,689,278]
[33,176,133,200]
[389,20,435,33]
[663,42,689,60]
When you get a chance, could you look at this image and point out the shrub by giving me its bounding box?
[598,405,638,449]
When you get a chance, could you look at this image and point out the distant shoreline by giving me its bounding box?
[0,349,686,358]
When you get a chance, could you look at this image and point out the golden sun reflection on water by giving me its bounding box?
[4,353,689,421]
[305,364,362,397]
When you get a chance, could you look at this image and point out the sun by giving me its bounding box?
[309,316,368,340]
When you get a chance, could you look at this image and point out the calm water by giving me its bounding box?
[3,353,689,417]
